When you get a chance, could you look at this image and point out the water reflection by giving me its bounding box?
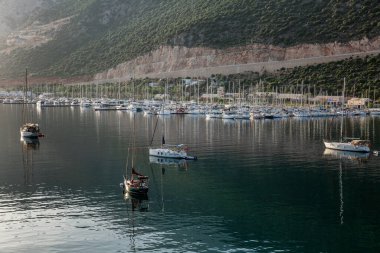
[322,148,373,226]
[124,193,149,212]
[122,192,149,253]
[322,150,346,225]
[149,156,188,168]
[20,137,40,185]
[323,149,370,163]
[36,105,42,116]
[2,105,380,253]
[20,137,40,150]
[338,161,344,225]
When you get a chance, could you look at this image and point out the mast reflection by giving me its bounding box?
[20,137,40,185]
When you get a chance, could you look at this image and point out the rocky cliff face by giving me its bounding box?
[95,36,380,81]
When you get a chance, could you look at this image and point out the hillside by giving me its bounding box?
[225,53,380,100]
[0,0,43,39]
[98,53,380,101]
[0,0,379,79]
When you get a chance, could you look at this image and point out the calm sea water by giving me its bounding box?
[1,104,380,253]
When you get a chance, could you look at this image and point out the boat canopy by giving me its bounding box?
[350,140,370,146]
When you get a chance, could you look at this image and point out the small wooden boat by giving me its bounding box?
[123,168,149,196]
[122,113,149,196]
[20,123,41,138]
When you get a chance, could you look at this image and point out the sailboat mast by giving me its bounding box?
[206,78,209,104]
[22,68,28,124]
[132,113,136,169]
[340,78,346,142]
[162,79,168,147]
[197,77,199,105]
[25,68,28,102]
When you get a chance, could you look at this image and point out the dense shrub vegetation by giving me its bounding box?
[220,54,380,100]
[0,0,379,98]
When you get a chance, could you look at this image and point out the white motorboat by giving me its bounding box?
[127,102,143,112]
[206,112,222,119]
[80,100,92,108]
[156,108,172,115]
[115,104,128,110]
[222,110,236,119]
[234,110,250,120]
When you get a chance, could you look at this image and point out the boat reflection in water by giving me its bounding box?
[149,155,189,169]
[124,193,149,212]
[20,137,40,185]
[20,136,40,150]
[323,148,370,163]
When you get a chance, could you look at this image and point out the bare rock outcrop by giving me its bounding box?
[2,16,73,54]
[94,36,380,81]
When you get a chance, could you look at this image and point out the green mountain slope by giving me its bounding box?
[223,54,380,100]
[0,0,379,78]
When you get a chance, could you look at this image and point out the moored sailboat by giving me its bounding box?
[123,168,149,196]
[323,78,371,153]
[20,123,41,138]
[149,118,197,160]
[122,114,149,196]
[149,99,197,160]
[324,138,370,153]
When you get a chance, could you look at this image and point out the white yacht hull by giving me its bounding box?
[156,109,171,115]
[222,114,236,119]
[149,148,196,160]
[206,113,222,119]
[324,141,370,153]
